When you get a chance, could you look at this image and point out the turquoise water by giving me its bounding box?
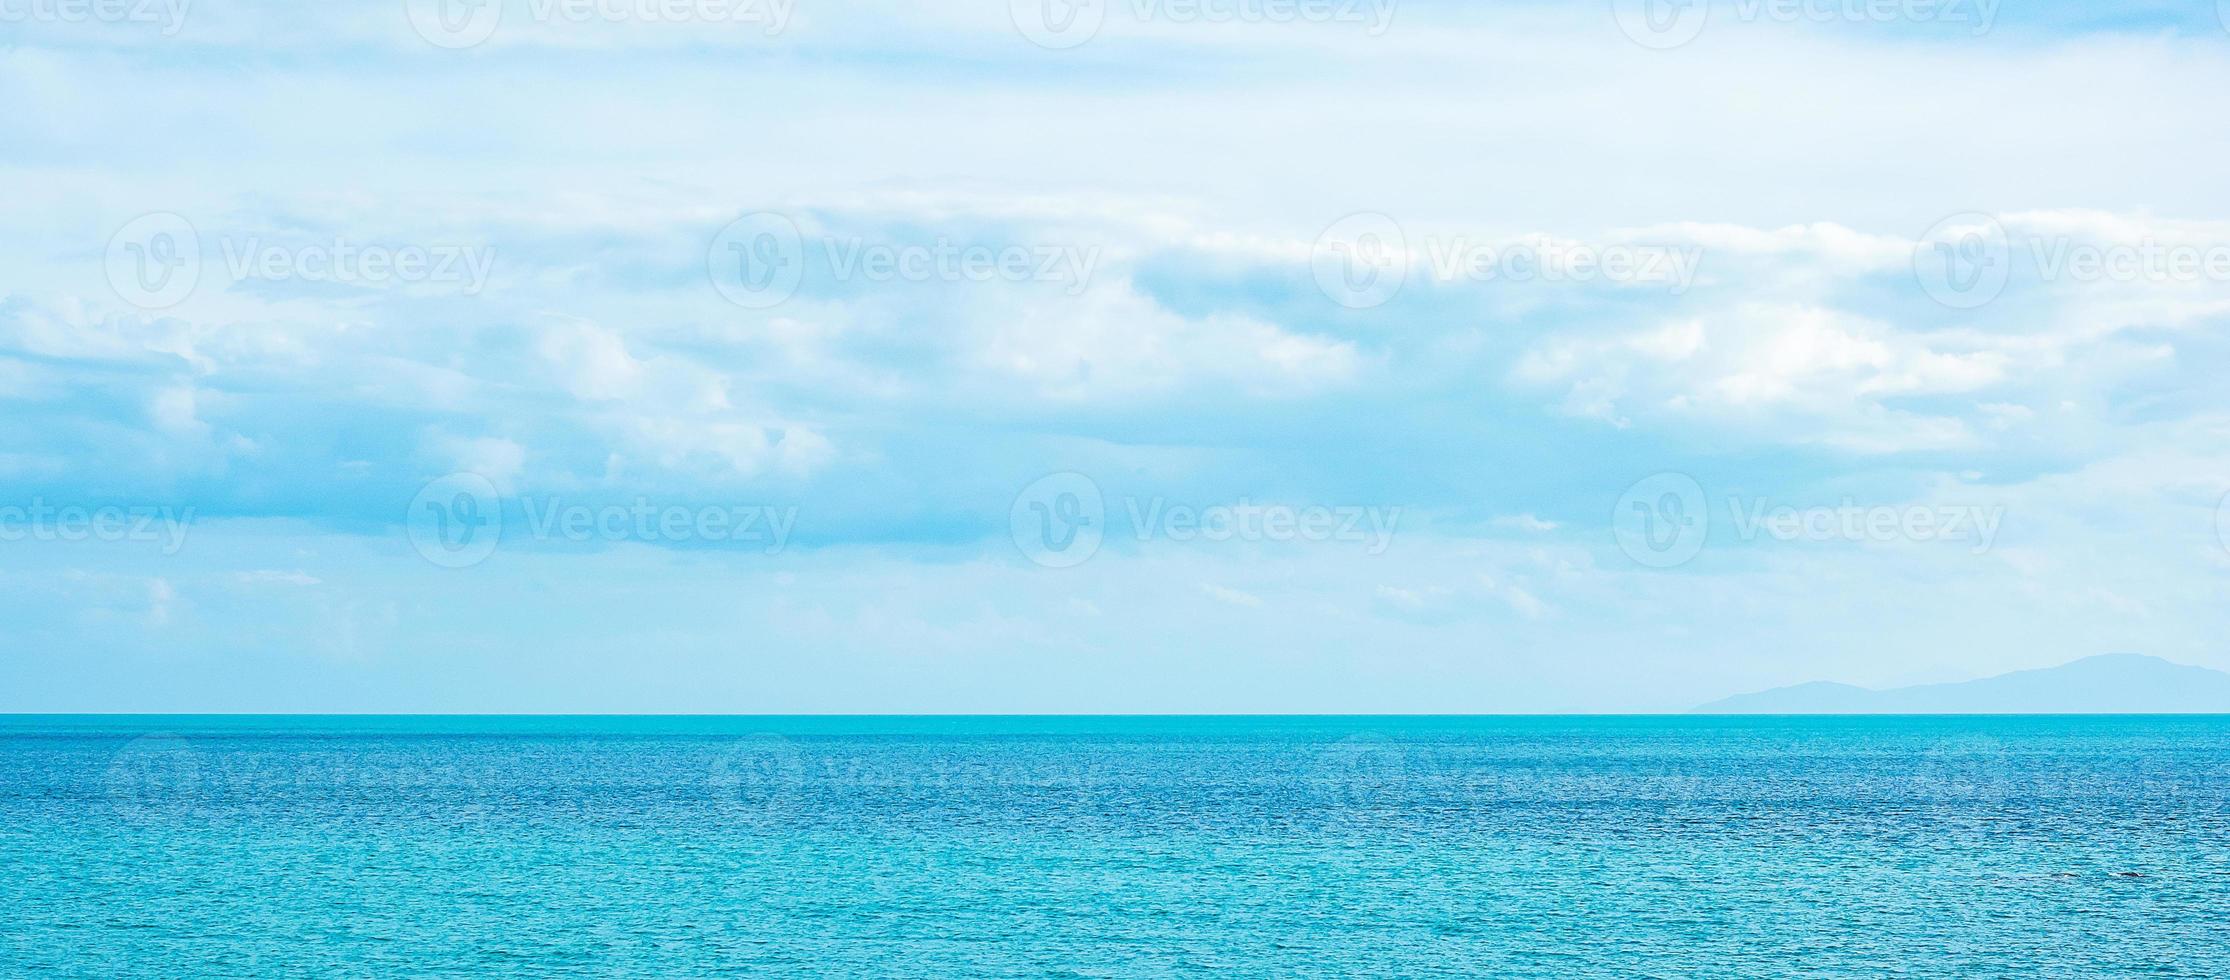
[3,716,2227,977]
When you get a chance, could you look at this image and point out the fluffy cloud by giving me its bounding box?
[6,1,2230,710]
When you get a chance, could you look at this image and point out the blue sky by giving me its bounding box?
[5,0,2230,711]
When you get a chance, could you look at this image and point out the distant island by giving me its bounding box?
[1695,654,2230,714]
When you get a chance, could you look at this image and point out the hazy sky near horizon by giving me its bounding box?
[5,0,2230,711]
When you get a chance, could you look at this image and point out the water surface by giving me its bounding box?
[3,715,2226,976]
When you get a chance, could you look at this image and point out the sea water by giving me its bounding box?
[3,715,2226,976]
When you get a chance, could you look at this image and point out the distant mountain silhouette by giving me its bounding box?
[1695,654,2230,714]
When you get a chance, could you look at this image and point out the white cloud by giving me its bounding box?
[1201,583,1266,608]
[432,434,528,489]
[538,319,645,402]
[973,281,1360,401]
[148,385,209,437]
[1493,514,1562,533]
[1518,302,2019,453]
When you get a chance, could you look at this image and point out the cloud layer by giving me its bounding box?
[5,0,2230,709]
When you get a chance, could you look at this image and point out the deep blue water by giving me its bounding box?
[3,715,2227,977]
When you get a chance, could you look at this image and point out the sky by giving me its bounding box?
[4,0,2230,712]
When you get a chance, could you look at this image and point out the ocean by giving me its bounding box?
[3,715,2226,976]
